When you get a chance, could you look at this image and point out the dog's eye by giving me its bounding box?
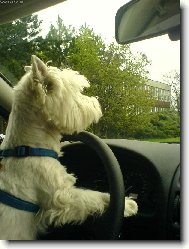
[44,79,53,93]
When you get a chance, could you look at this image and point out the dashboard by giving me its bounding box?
[58,139,180,240]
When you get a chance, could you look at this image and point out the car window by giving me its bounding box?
[0,0,180,143]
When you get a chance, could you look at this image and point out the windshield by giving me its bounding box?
[0,0,180,143]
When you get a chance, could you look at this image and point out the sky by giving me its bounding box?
[37,0,180,82]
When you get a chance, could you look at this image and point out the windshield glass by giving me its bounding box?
[0,0,180,143]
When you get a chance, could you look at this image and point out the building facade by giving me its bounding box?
[145,79,171,112]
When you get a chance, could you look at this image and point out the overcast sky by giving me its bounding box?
[37,0,180,82]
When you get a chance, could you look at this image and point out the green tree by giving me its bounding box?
[137,111,180,139]
[65,25,154,137]
[34,16,76,67]
[0,15,42,83]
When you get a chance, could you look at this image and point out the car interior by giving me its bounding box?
[0,0,180,241]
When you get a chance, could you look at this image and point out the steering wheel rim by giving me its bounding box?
[63,131,125,240]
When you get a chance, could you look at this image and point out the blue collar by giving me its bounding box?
[0,190,40,213]
[0,145,58,159]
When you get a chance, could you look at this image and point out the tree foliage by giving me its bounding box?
[63,25,154,137]
[136,111,180,139]
[0,15,42,83]
[34,16,76,67]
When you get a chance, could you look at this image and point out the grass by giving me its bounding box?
[140,137,180,143]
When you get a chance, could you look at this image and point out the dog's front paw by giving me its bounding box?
[124,198,138,217]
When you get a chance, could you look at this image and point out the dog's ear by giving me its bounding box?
[31,55,47,80]
[24,66,31,73]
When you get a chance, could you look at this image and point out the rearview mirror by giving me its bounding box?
[115,0,180,44]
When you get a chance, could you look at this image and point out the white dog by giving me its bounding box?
[0,55,138,240]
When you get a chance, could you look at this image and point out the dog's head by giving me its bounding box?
[14,55,102,134]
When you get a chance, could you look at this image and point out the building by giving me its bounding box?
[145,79,171,112]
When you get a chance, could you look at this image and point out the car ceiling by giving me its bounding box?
[0,0,66,24]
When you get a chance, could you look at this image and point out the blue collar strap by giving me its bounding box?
[0,190,40,213]
[0,145,58,159]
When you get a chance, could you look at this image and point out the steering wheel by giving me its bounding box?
[63,131,125,240]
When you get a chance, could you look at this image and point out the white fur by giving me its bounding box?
[0,55,138,240]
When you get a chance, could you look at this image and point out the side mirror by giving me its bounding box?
[115,0,180,44]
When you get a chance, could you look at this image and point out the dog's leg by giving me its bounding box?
[124,197,138,217]
[39,188,109,228]
[38,187,138,229]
